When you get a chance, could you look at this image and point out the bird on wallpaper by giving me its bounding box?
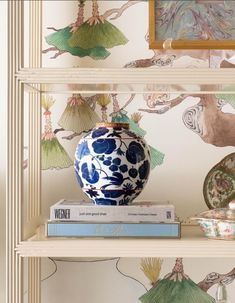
[43,0,142,60]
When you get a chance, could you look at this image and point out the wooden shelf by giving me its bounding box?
[16,225,235,258]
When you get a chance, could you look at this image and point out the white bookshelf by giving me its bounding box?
[7,1,235,303]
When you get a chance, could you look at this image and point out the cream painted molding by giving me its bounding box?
[27,2,42,303]
[7,1,42,303]
[27,0,42,222]
[17,68,235,94]
[7,2,23,303]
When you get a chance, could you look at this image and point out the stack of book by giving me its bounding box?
[46,199,181,238]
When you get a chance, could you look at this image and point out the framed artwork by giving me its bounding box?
[149,0,235,49]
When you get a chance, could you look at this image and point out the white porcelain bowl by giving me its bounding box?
[191,202,235,240]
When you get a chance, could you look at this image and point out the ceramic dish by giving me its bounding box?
[203,153,235,209]
[191,202,235,240]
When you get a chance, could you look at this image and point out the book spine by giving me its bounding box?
[50,206,175,222]
[46,222,181,238]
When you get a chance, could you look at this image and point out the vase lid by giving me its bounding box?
[191,201,235,222]
[95,122,129,129]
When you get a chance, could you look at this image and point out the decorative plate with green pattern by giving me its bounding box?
[203,153,235,209]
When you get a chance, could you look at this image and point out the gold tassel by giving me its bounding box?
[140,258,163,286]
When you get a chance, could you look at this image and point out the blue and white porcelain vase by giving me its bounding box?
[74,122,151,205]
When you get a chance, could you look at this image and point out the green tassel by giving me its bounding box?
[111,111,146,137]
[58,101,100,134]
[216,93,235,110]
[68,20,128,49]
[139,279,215,303]
[41,137,73,170]
[111,111,165,169]
[45,26,110,59]
[149,145,164,169]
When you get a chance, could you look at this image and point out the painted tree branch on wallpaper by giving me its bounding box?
[139,92,235,148]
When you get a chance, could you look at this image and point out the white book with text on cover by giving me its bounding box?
[49,199,175,222]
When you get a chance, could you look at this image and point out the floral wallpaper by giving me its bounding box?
[32,2,235,302]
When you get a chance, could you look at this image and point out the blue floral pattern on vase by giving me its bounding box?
[126,141,145,164]
[92,138,116,154]
[76,141,90,159]
[91,127,109,138]
[74,122,151,205]
[81,163,99,184]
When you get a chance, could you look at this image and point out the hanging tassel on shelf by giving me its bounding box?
[41,95,73,170]
[140,258,163,287]
[96,92,111,123]
[43,0,110,60]
[139,258,215,303]
[69,0,128,49]
[58,93,100,135]
[111,93,146,137]
[110,94,164,169]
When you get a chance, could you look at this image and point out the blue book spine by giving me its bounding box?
[46,222,181,238]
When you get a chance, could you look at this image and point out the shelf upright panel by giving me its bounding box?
[8,1,43,303]
[7,1,24,303]
[26,1,42,303]
[27,0,42,226]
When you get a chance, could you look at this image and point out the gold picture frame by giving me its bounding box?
[149,0,235,50]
